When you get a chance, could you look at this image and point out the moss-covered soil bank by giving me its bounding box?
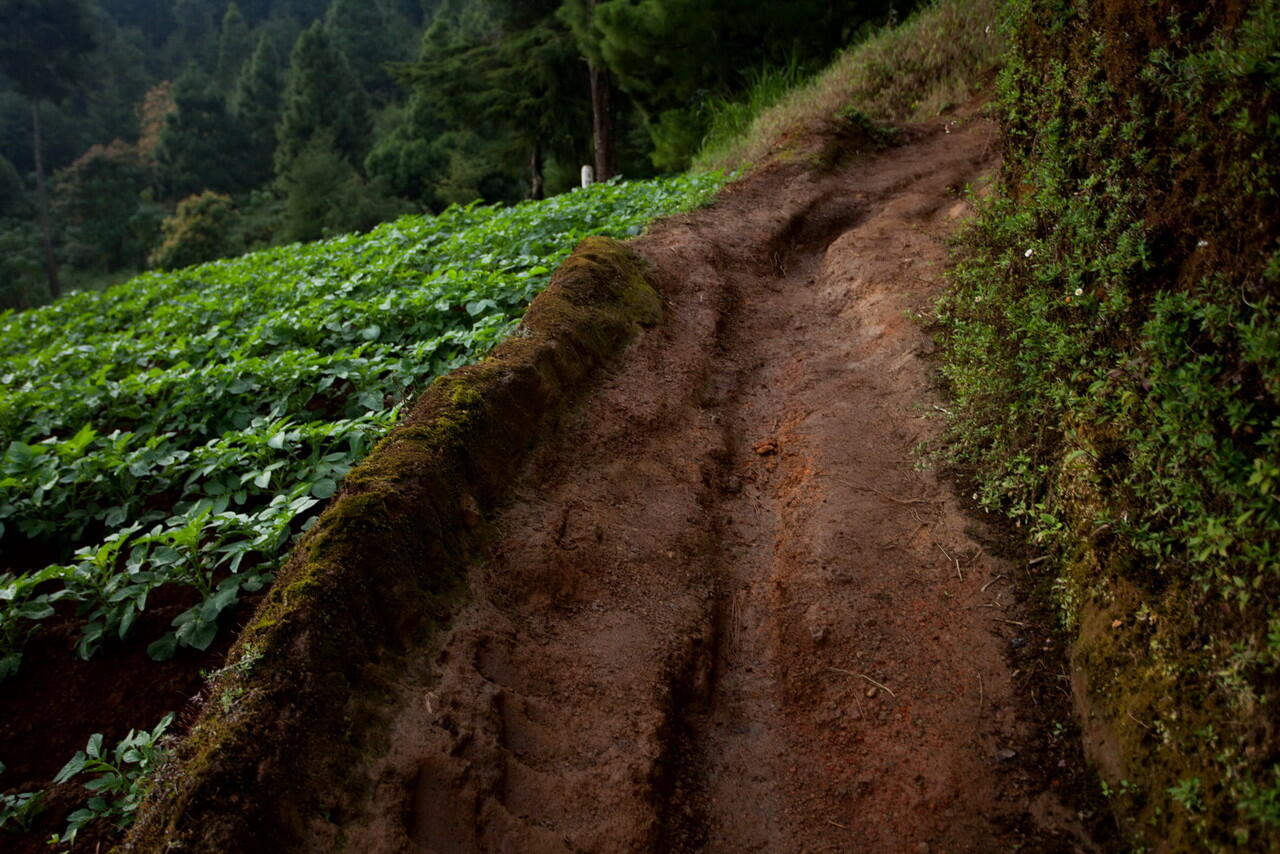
[117,236,662,852]
[935,1,1280,849]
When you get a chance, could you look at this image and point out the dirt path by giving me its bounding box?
[331,117,1093,853]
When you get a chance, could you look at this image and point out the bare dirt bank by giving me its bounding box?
[330,116,1098,853]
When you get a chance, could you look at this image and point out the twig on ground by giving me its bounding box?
[991,617,1030,627]
[826,819,849,830]
[829,667,897,697]
[980,573,1007,592]
[833,477,935,507]
[936,543,962,579]
[978,672,985,707]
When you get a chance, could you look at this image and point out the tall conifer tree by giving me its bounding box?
[216,3,253,89]
[169,0,216,71]
[400,0,589,198]
[234,35,282,186]
[274,22,372,177]
[157,68,249,196]
[324,0,402,98]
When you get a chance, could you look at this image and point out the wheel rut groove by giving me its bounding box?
[333,117,1096,853]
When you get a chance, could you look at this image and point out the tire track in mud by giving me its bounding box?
[327,117,1096,853]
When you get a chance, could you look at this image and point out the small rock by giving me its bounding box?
[1010,636,1027,649]
[996,748,1018,762]
[865,686,877,698]
[810,625,827,645]
[754,439,778,456]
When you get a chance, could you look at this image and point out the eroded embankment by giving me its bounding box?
[119,236,664,852]
[127,115,1102,853]
[315,116,1093,853]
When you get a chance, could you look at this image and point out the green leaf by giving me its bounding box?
[310,479,337,499]
[176,618,218,651]
[64,424,98,458]
[53,752,87,784]
[146,633,178,661]
[16,600,54,620]
[119,602,137,639]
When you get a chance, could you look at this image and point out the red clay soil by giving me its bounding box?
[0,591,255,851]
[313,117,1102,852]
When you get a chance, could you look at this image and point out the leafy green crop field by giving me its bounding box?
[0,174,724,684]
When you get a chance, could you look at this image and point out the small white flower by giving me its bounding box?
[1074,288,1084,296]
[1024,248,1034,258]
[1196,239,1208,248]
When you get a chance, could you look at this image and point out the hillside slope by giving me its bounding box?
[122,110,1106,852]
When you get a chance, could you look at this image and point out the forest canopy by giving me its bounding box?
[0,0,909,309]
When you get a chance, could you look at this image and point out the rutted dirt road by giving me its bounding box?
[333,117,1094,853]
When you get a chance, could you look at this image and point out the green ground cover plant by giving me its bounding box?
[49,714,174,845]
[0,172,725,678]
[934,0,1280,849]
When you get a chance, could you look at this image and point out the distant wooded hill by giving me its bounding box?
[0,0,908,308]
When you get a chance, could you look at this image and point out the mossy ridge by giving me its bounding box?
[117,236,661,853]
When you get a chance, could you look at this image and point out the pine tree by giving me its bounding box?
[399,0,589,199]
[157,67,250,197]
[168,0,217,71]
[216,3,253,89]
[324,0,405,98]
[233,35,282,186]
[274,22,372,177]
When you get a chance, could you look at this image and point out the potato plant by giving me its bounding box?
[0,173,725,676]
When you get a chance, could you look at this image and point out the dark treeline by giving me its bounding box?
[0,0,905,308]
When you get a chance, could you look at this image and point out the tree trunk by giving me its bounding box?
[529,143,544,200]
[588,61,615,183]
[31,102,61,300]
